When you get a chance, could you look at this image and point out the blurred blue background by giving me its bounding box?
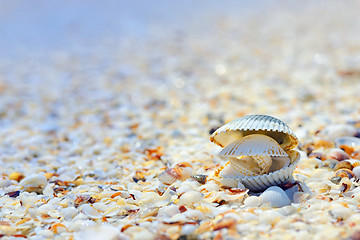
[0,0,269,59]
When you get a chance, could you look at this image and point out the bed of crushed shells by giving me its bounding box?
[1,2,360,240]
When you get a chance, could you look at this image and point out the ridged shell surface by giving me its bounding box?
[219,150,300,192]
[218,134,288,158]
[210,115,298,150]
[259,186,291,207]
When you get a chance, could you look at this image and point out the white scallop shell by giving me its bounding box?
[259,186,291,208]
[335,136,360,148]
[219,149,300,192]
[319,124,358,141]
[210,114,298,150]
[218,134,288,158]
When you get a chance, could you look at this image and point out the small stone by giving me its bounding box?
[330,176,342,184]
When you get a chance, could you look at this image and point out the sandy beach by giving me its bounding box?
[1,1,360,239]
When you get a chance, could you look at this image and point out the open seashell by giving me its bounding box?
[210,114,298,151]
[259,186,291,208]
[219,150,300,192]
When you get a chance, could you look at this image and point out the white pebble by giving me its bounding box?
[178,191,203,206]
[244,196,260,207]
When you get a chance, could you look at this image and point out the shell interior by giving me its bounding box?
[218,134,288,158]
[210,115,298,150]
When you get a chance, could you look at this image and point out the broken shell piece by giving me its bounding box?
[159,165,193,185]
[339,144,355,155]
[327,148,350,161]
[210,114,299,150]
[352,150,360,160]
[334,161,353,171]
[259,186,291,208]
[19,174,47,193]
[344,159,360,168]
[292,192,310,204]
[269,156,291,173]
[352,166,360,179]
[219,150,300,192]
[335,169,354,179]
[191,175,207,184]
